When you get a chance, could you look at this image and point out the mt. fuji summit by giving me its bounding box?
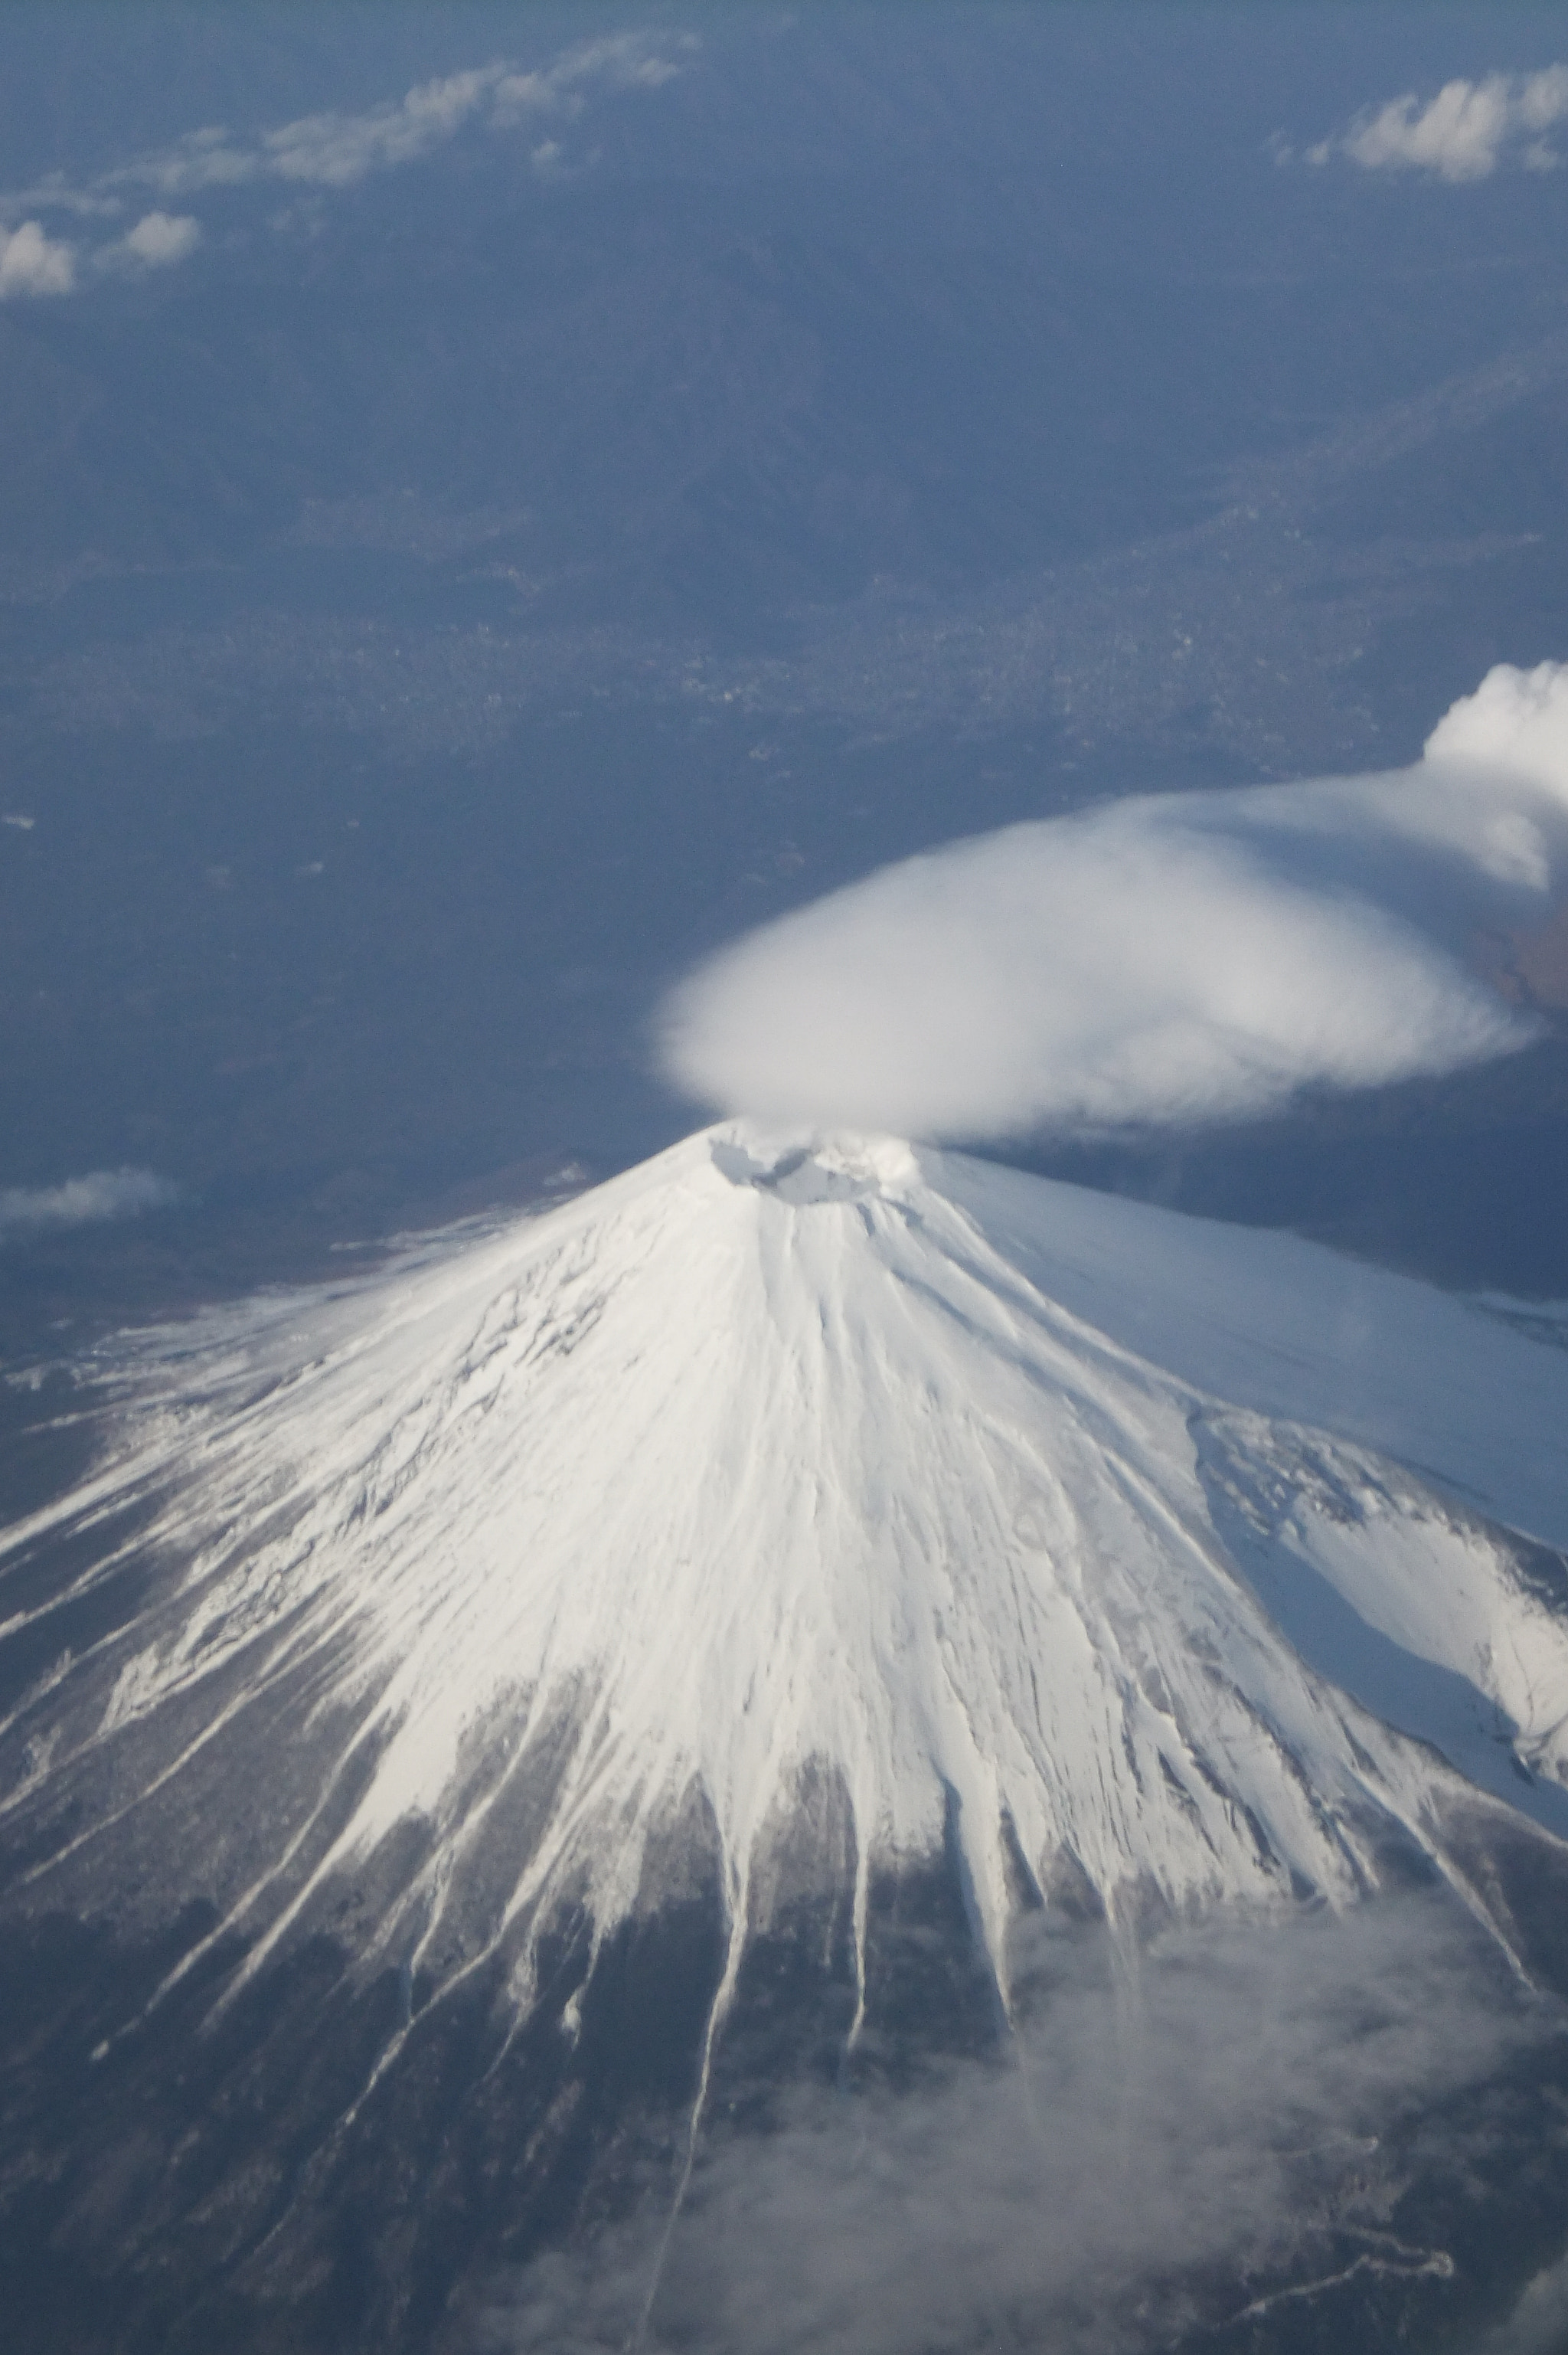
[6,1127,1568,2348]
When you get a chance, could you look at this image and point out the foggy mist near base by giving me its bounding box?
[470,1895,1564,2355]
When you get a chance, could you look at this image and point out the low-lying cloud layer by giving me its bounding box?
[1310,66,1568,180]
[659,662,1568,1141]
[0,1167,180,1241]
[472,1894,1563,2354]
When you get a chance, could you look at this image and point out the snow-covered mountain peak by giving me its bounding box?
[6,1126,1568,2043]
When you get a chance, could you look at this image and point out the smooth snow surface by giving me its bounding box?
[5,1127,1568,2025]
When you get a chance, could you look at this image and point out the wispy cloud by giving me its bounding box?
[472,1895,1554,2354]
[0,28,692,283]
[1306,67,1568,181]
[119,36,688,198]
[0,1168,181,1240]
[0,218,75,299]
[659,662,1568,1141]
[1479,2249,1568,2354]
[0,31,695,293]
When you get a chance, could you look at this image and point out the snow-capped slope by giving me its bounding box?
[938,1154,1568,1552]
[5,1125,1568,2035]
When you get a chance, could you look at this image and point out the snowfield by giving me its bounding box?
[5,1124,1568,2044]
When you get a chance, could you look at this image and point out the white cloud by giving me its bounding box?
[491,31,687,126]
[0,218,75,298]
[255,66,506,190]
[1423,657,1568,795]
[1316,67,1568,181]
[121,211,201,266]
[96,211,202,275]
[0,1168,181,1240]
[658,663,1568,1143]
[0,174,121,221]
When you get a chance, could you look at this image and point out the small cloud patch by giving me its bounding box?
[0,218,75,298]
[1309,67,1568,182]
[117,211,201,268]
[0,1169,182,1241]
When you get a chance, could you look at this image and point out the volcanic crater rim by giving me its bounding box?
[709,1127,918,1205]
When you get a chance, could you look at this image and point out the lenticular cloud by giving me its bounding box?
[659,663,1568,1141]
[1424,656,1568,799]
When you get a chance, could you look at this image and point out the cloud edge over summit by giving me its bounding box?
[658,664,1568,1145]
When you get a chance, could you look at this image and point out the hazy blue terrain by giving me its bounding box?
[2,2,1566,1341]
